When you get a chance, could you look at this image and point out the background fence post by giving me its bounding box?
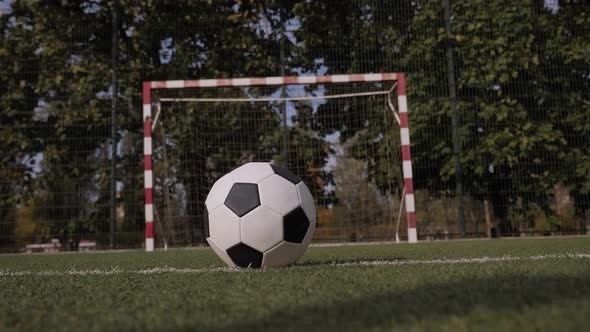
[110,0,119,248]
[443,0,466,237]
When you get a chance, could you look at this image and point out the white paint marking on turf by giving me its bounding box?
[1,253,589,276]
[0,268,124,277]
[327,253,590,267]
[136,266,231,274]
[0,266,233,277]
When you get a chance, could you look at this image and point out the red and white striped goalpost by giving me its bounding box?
[142,73,417,251]
[142,82,155,252]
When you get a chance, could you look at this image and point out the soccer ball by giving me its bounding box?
[204,162,317,268]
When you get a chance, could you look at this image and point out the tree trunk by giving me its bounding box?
[0,206,16,253]
[572,191,589,235]
[488,167,513,236]
[484,199,493,238]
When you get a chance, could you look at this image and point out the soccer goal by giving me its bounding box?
[142,73,416,252]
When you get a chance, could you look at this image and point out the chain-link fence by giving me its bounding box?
[1,0,588,252]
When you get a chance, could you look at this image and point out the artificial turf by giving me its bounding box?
[0,237,589,332]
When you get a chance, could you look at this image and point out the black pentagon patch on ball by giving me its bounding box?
[203,205,210,239]
[224,183,260,217]
[283,206,310,243]
[227,243,263,268]
[270,164,302,184]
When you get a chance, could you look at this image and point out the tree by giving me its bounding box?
[2,0,587,249]
[397,0,576,235]
[0,3,38,251]
[0,1,126,248]
[120,0,312,244]
[292,0,589,236]
[291,0,411,200]
[542,0,590,232]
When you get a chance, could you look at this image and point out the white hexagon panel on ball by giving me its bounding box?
[204,173,235,212]
[240,206,284,253]
[206,237,236,268]
[231,162,275,183]
[262,241,304,268]
[258,174,300,215]
[207,205,241,250]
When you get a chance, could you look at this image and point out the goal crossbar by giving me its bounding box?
[141,73,417,251]
[148,73,398,90]
[158,84,396,103]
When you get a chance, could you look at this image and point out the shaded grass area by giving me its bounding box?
[0,237,589,332]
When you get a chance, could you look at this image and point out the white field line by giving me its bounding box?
[1,253,589,277]
[331,253,590,267]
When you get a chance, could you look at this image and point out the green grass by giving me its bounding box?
[1,237,589,332]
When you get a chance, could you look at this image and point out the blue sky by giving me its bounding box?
[0,0,12,14]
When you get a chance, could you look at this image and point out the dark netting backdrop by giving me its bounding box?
[0,0,588,251]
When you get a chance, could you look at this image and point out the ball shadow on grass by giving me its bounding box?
[201,274,590,332]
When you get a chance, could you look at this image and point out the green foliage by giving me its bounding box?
[401,0,589,232]
[1,0,588,246]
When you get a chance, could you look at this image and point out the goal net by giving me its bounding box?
[142,73,416,251]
